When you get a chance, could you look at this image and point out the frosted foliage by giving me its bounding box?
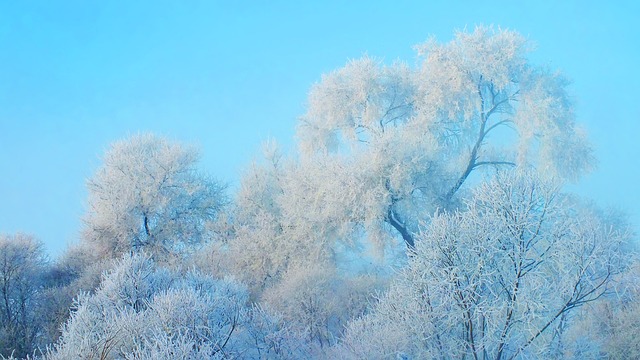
[278,155,392,249]
[0,234,48,358]
[262,265,381,349]
[300,57,415,153]
[340,171,627,359]
[46,253,299,360]
[263,266,337,347]
[415,28,525,123]
[230,153,298,292]
[83,134,226,259]
[229,150,390,347]
[230,144,406,296]
[562,258,640,359]
[514,71,593,180]
[299,26,593,221]
[233,155,341,277]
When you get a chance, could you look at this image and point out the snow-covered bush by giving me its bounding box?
[46,253,305,359]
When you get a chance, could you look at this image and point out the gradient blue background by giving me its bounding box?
[1,1,638,256]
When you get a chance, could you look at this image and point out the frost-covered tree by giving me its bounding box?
[261,264,382,349]
[226,144,389,292]
[560,255,640,359]
[32,241,120,352]
[0,233,49,358]
[83,134,227,261]
[298,26,593,249]
[46,253,307,360]
[338,171,628,359]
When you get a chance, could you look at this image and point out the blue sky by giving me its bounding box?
[1,1,638,256]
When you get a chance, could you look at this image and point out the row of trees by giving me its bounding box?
[1,27,637,359]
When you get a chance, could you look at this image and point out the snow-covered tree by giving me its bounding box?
[561,254,640,359]
[0,234,49,358]
[227,144,390,292]
[298,26,593,249]
[338,171,628,359]
[40,134,231,355]
[83,134,227,261]
[34,242,121,352]
[46,253,307,360]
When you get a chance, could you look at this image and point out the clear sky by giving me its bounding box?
[1,1,638,256]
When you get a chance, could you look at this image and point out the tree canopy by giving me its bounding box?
[83,134,227,261]
[298,26,593,249]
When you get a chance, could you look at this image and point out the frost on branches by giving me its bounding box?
[338,171,628,359]
[46,253,306,360]
[0,234,49,357]
[83,134,227,261]
[298,26,593,250]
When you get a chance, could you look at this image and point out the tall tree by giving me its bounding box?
[338,171,628,359]
[298,26,593,249]
[83,134,227,261]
